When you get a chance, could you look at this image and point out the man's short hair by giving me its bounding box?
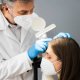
[1,0,33,6]
[2,0,33,3]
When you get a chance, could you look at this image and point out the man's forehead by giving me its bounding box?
[12,0,34,12]
[12,0,34,7]
[13,0,34,5]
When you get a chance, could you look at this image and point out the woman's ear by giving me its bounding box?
[54,60,62,73]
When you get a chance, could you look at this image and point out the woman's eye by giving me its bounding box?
[45,52,52,59]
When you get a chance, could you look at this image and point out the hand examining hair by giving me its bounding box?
[28,38,52,60]
[53,32,71,39]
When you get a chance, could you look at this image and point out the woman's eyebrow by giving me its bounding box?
[45,52,51,56]
[45,52,48,54]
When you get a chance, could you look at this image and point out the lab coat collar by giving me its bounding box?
[0,10,9,30]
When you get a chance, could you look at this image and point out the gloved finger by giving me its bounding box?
[38,46,47,52]
[53,32,62,39]
[36,42,48,50]
[65,33,71,38]
[53,32,71,39]
[58,32,67,37]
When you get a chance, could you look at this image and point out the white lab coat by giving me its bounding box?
[0,10,48,80]
[0,11,52,80]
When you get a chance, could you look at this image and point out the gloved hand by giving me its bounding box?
[53,32,71,39]
[28,38,52,60]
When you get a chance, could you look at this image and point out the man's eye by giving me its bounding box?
[18,11,28,15]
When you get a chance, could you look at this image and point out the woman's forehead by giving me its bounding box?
[46,44,58,60]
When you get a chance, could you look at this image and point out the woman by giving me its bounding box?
[41,37,80,80]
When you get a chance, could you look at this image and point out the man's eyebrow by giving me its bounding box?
[18,6,34,12]
[17,10,29,14]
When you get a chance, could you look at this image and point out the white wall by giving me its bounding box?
[35,0,80,45]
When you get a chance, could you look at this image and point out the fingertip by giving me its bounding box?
[66,33,71,38]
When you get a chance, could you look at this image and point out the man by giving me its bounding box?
[0,0,51,80]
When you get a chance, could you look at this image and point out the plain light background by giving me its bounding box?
[35,0,80,45]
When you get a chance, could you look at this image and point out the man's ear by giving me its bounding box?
[2,4,8,11]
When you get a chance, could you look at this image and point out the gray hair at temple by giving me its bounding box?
[1,0,33,7]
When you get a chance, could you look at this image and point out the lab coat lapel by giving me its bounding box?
[21,28,28,44]
[21,27,36,47]
[4,27,20,44]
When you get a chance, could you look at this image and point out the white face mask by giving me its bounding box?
[14,13,46,31]
[14,13,37,29]
[40,58,60,75]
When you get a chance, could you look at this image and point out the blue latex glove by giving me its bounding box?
[28,38,52,60]
[53,32,71,39]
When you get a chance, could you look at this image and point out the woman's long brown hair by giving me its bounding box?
[50,38,80,80]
